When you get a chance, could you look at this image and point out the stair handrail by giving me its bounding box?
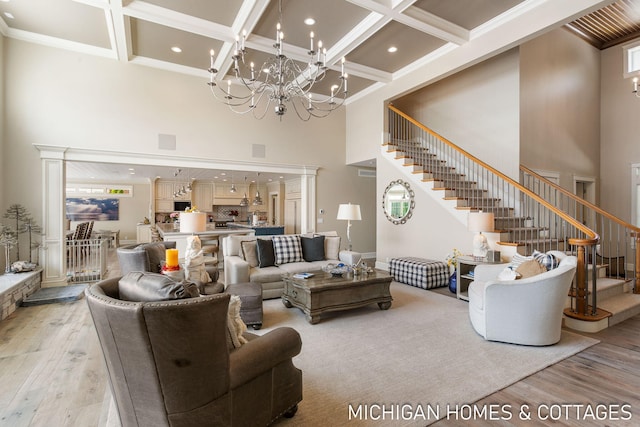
[388,104,599,246]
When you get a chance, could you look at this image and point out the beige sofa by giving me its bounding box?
[223,231,342,299]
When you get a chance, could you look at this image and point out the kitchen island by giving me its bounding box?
[156,223,255,261]
[226,222,285,236]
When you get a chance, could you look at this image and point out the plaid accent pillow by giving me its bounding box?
[272,235,304,265]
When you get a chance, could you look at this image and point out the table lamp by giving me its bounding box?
[337,203,362,251]
[468,211,494,261]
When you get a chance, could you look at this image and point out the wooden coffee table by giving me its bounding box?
[281,270,393,324]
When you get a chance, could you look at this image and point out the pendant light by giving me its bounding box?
[239,176,249,207]
[252,173,263,206]
[230,173,237,193]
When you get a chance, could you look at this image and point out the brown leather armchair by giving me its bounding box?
[85,277,303,427]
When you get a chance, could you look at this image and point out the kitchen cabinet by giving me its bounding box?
[156,199,173,213]
[192,182,214,211]
[214,183,248,199]
[136,224,152,243]
[156,181,174,199]
[285,179,301,198]
[213,183,248,205]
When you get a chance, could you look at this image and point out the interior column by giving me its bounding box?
[37,146,67,287]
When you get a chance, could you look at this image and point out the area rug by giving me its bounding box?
[260,281,599,426]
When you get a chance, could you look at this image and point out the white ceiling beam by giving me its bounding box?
[215,0,271,83]
[346,0,468,45]
[107,0,132,62]
[123,0,234,41]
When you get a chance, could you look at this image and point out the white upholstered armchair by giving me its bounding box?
[468,252,577,346]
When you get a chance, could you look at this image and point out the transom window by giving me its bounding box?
[623,40,640,77]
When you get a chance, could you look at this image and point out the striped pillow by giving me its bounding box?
[272,235,304,265]
[532,250,560,270]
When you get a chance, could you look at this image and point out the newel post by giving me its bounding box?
[634,232,640,294]
[574,244,587,314]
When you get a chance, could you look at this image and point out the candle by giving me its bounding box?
[166,249,179,268]
[210,49,215,69]
[310,31,314,52]
[317,40,322,62]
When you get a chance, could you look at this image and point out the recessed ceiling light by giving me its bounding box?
[388,46,398,53]
[130,172,136,175]
[128,168,135,171]
[4,12,14,19]
[171,46,182,53]
[304,18,315,26]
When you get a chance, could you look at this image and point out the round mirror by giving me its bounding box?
[382,180,415,224]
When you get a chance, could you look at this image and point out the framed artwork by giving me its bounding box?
[66,198,119,221]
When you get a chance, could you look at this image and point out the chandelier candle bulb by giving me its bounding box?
[634,77,638,93]
[210,50,214,68]
[341,56,345,75]
[310,31,314,51]
[317,40,322,62]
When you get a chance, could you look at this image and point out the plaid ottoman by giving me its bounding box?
[389,257,449,290]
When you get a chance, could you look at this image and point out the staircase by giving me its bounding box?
[386,104,640,332]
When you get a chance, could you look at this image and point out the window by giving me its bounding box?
[623,40,640,78]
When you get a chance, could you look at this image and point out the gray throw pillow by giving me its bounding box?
[118,271,199,302]
[256,238,276,267]
[241,240,259,268]
[301,235,325,262]
[137,242,166,273]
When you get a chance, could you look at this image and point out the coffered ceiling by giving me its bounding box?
[2,0,639,183]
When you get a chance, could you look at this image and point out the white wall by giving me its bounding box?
[520,28,601,191]
[3,39,376,258]
[376,155,474,266]
[600,38,640,221]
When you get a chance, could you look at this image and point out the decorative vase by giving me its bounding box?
[448,272,457,294]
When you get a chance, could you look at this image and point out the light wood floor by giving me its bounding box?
[1,249,639,426]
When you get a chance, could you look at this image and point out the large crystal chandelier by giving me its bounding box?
[207,0,347,121]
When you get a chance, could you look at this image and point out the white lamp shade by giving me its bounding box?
[468,211,494,233]
[337,203,362,221]
[180,212,206,233]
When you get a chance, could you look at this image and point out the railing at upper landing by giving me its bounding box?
[386,104,605,321]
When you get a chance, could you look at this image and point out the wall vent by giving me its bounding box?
[158,134,176,150]
[252,144,266,158]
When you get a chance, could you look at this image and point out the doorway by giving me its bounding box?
[573,176,596,228]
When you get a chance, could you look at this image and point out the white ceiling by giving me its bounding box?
[2,0,628,182]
